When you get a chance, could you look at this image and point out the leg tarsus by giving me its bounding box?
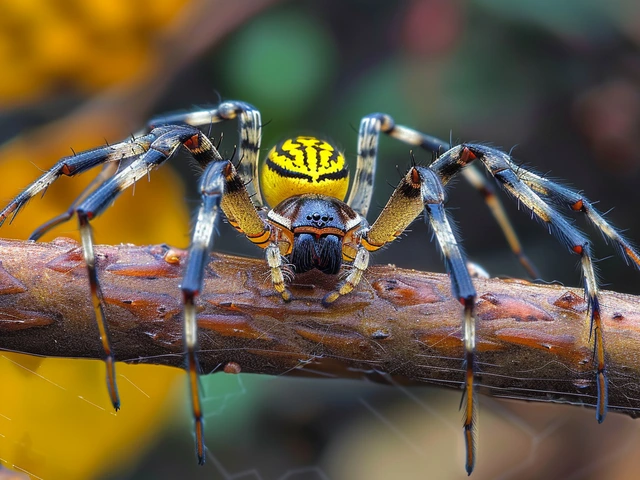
[183,292,206,464]
[105,356,120,411]
[461,298,476,476]
[76,210,120,411]
[590,298,608,423]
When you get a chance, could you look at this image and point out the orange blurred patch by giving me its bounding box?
[0,93,194,480]
[0,121,195,477]
[0,353,184,479]
[0,0,190,107]
[0,147,192,478]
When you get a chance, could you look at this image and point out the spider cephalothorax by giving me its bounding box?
[1,100,638,475]
[268,193,363,275]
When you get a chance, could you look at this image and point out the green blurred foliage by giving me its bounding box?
[219,9,338,122]
[477,0,624,37]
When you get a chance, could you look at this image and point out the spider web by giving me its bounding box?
[124,360,640,479]
[1,331,640,479]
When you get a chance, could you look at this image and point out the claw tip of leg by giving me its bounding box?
[322,292,339,306]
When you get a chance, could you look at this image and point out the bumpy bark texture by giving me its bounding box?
[1,238,639,418]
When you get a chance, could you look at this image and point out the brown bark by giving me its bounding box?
[1,238,639,418]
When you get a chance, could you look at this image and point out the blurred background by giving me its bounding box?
[1,0,640,478]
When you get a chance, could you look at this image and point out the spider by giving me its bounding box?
[1,100,639,475]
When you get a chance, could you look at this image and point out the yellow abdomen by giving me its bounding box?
[261,136,349,207]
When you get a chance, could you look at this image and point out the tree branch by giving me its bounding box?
[1,238,639,418]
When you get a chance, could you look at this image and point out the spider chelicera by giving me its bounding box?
[1,101,638,474]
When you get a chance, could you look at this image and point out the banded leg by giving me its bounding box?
[149,101,264,205]
[516,169,640,269]
[181,162,226,465]
[363,166,478,474]
[181,159,269,464]
[431,144,609,422]
[30,162,120,240]
[519,172,640,415]
[461,164,540,278]
[0,134,155,227]
[66,125,222,413]
[77,211,120,410]
[348,113,538,277]
[346,114,443,217]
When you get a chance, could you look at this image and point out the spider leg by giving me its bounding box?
[362,166,478,475]
[460,164,540,278]
[516,169,640,269]
[348,113,538,277]
[182,159,270,464]
[60,125,222,414]
[0,134,155,227]
[431,144,609,422]
[29,162,120,240]
[148,101,264,206]
[181,162,227,465]
[346,114,443,217]
[76,210,120,409]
